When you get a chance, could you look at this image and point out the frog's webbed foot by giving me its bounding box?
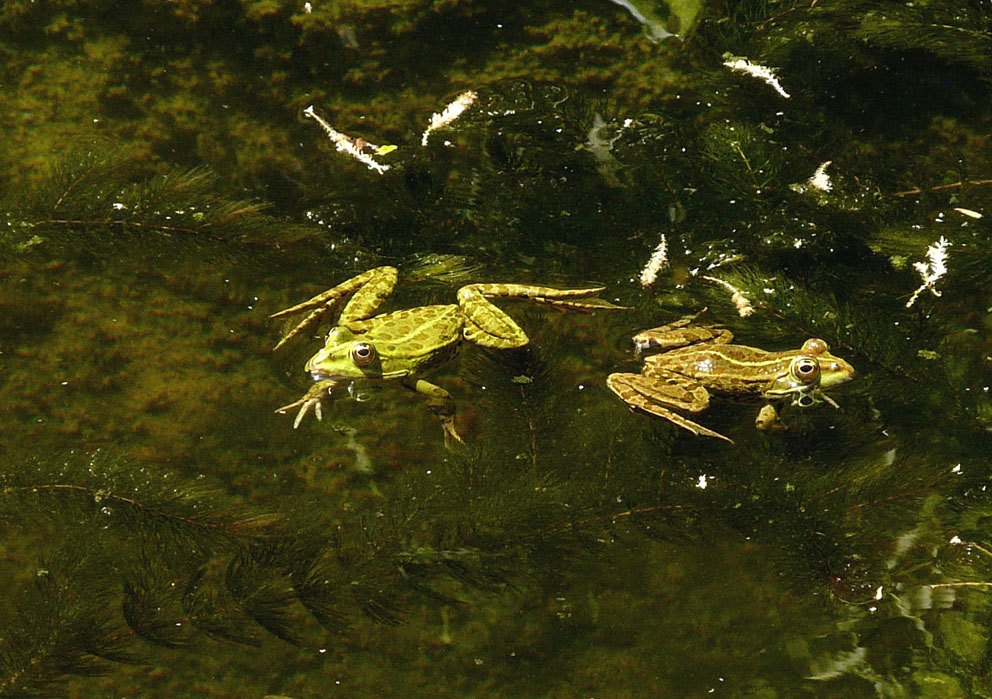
[271,266,398,350]
[607,373,733,443]
[461,283,629,312]
[275,380,337,428]
[530,295,631,314]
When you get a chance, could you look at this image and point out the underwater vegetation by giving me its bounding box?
[2,0,992,696]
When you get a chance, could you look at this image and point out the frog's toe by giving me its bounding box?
[276,380,336,428]
[680,418,734,443]
[440,416,465,449]
[646,403,733,443]
[274,395,322,428]
[274,395,308,414]
[294,398,323,428]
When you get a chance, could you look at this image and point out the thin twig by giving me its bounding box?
[890,179,992,197]
[51,160,107,214]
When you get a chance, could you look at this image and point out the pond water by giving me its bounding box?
[2,1,992,697]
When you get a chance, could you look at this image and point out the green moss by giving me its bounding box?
[937,611,988,666]
[910,670,966,698]
[0,0,688,202]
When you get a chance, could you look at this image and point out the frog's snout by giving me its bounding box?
[834,359,856,378]
[304,348,333,377]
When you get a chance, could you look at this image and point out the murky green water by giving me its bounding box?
[3,1,992,696]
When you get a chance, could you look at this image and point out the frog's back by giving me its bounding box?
[649,344,792,396]
[352,304,464,361]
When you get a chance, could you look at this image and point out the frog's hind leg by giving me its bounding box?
[338,266,398,323]
[271,302,341,351]
[405,378,464,446]
[460,306,529,349]
[467,283,627,311]
[457,285,530,349]
[633,308,733,351]
[457,283,627,349]
[271,266,398,350]
[606,373,733,443]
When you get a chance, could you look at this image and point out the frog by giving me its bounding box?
[607,310,855,443]
[272,266,626,443]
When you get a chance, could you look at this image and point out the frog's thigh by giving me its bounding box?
[608,373,662,413]
[607,373,731,442]
[457,287,528,349]
[623,370,711,413]
[339,266,398,323]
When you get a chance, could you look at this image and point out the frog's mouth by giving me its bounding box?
[310,369,338,382]
[309,367,398,381]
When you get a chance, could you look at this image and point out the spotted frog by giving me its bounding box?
[607,310,855,442]
[273,266,625,443]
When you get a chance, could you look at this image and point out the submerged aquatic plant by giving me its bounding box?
[1,150,318,261]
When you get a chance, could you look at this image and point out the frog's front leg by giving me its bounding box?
[275,380,338,428]
[607,371,733,443]
[755,403,788,433]
[404,378,464,446]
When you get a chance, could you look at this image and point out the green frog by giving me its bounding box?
[272,266,625,443]
[607,310,855,443]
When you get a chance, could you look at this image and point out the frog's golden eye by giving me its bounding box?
[350,342,376,367]
[792,356,820,384]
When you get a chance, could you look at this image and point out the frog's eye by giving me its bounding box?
[350,342,376,367]
[792,356,820,384]
[797,392,816,408]
[801,338,829,356]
